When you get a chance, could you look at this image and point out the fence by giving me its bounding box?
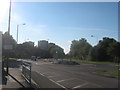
[22,62,32,86]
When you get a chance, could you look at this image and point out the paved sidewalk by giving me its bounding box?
[2,67,30,89]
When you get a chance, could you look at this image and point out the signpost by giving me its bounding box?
[3,37,13,74]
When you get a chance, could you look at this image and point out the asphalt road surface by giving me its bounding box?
[22,59,118,89]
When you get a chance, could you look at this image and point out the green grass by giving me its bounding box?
[94,70,119,77]
[63,59,119,66]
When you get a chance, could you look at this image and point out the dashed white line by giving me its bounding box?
[42,72,55,75]
[57,78,77,83]
[48,76,57,78]
[49,79,66,89]
[36,71,45,76]
[72,83,88,89]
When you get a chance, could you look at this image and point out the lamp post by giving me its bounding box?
[8,0,11,35]
[16,23,26,43]
[6,0,11,75]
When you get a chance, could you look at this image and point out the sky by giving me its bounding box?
[0,0,118,54]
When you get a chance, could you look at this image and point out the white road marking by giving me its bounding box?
[39,72,45,76]
[57,78,77,83]
[72,83,88,89]
[49,79,66,89]
[19,68,22,71]
[42,72,55,75]
[48,76,57,78]
[36,71,45,76]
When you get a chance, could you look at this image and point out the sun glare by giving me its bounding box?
[0,0,9,21]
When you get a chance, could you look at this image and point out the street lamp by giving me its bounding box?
[16,23,26,43]
[6,0,11,75]
[8,0,11,35]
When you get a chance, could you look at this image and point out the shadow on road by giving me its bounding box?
[2,60,32,89]
[2,68,7,85]
[3,60,23,68]
[8,73,25,88]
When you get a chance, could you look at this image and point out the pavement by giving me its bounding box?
[2,59,119,89]
[23,59,119,89]
[2,60,31,89]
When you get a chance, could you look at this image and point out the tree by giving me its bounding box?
[15,41,35,58]
[2,32,17,58]
[88,37,119,62]
[88,46,97,61]
[107,41,120,62]
[49,45,65,59]
[70,38,92,60]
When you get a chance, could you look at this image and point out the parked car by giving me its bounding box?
[37,57,41,59]
[31,56,36,61]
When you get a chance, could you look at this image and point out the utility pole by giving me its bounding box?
[8,0,11,35]
[6,0,11,75]
[17,25,19,43]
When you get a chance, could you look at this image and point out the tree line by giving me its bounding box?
[68,38,120,62]
[2,32,120,62]
[2,32,65,59]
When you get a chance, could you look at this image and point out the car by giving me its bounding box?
[37,57,41,59]
[31,56,36,61]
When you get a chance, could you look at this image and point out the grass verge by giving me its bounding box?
[94,70,119,77]
[63,59,119,66]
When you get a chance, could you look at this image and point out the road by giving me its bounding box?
[22,59,118,89]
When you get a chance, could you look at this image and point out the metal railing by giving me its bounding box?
[22,62,32,86]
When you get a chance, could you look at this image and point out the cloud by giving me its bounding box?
[62,41,72,54]
[63,45,71,54]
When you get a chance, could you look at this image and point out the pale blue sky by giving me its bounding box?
[1,2,118,53]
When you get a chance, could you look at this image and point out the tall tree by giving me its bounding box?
[107,41,120,62]
[70,38,92,60]
[2,32,17,58]
[88,37,119,62]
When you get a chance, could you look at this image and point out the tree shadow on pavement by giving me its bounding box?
[2,68,7,85]
[3,60,23,68]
